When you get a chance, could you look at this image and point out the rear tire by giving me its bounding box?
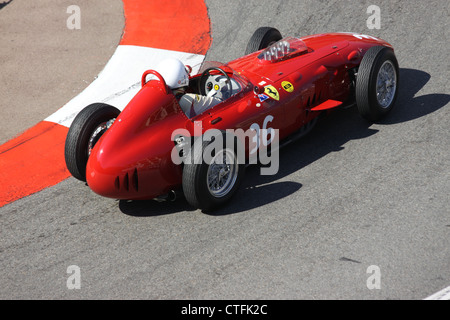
[356,46,399,122]
[245,27,283,55]
[64,103,120,181]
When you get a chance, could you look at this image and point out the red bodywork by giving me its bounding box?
[86,33,393,200]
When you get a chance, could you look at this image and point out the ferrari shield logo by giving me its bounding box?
[264,85,279,101]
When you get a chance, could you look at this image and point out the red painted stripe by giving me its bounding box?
[120,0,211,55]
[0,0,211,207]
[0,122,69,207]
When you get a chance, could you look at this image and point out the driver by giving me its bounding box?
[154,58,223,118]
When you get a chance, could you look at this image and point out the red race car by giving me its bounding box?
[65,27,399,211]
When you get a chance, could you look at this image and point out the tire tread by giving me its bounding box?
[64,103,120,181]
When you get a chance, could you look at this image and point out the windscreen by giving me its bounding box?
[258,37,308,62]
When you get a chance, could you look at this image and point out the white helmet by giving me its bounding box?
[154,58,189,89]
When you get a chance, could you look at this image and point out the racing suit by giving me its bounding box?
[177,93,222,118]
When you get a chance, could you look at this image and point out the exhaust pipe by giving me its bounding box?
[167,190,177,202]
[154,190,180,202]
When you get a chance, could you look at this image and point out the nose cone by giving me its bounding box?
[86,137,182,200]
[85,148,137,199]
[86,139,176,200]
[86,116,182,200]
[85,129,183,200]
[85,84,186,200]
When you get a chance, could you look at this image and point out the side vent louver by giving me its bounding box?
[132,168,139,191]
[123,173,129,191]
[115,169,138,192]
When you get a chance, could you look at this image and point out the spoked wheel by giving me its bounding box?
[356,46,400,122]
[375,60,398,108]
[182,132,245,212]
[206,148,240,198]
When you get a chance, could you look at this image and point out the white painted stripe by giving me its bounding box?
[424,285,450,300]
[45,45,205,128]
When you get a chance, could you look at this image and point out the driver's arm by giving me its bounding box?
[179,94,222,118]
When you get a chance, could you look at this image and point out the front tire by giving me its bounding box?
[356,46,399,122]
[182,132,245,212]
[64,103,120,181]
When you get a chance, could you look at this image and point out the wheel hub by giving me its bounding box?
[376,60,397,108]
[207,149,238,198]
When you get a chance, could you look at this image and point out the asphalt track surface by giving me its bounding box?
[0,0,124,145]
[1,0,449,300]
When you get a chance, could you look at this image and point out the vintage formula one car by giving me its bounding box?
[65,27,399,211]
